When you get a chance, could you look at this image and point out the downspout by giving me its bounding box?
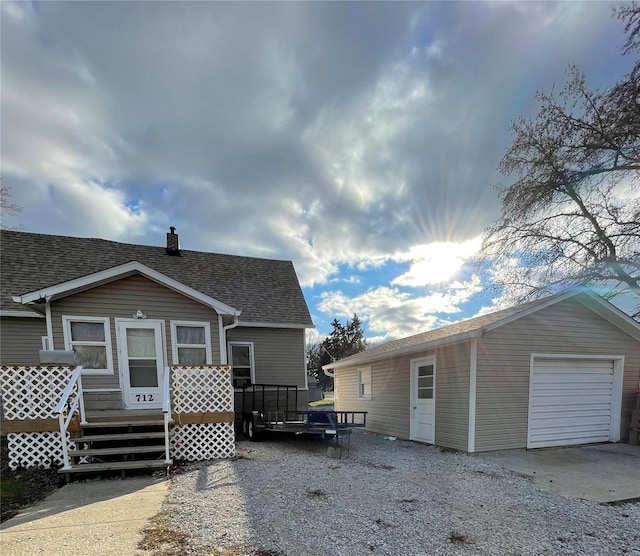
[221,314,240,364]
[45,300,54,349]
[322,345,336,378]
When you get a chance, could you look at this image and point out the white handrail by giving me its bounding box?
[53,366,86,471]
[162,366,172,464]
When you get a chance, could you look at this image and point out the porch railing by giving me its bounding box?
[53,365,87,470]
[162,366,172,464]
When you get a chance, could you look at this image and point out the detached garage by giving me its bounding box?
[325,291,640,453]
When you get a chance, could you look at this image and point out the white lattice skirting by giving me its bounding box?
[171,423,236,460]
[7,432,74,470]
[171,365,234,414]
[1,365,74,420]
[170,365,236,461]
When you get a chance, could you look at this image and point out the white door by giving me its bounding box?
[410,356,435,443]
[117,320,165,409]
[528,357,617,449]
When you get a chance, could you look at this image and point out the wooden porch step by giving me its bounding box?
[72,432,166,442]
[58,459,171,474]
[71,445,166,457]
[84,420,166,428]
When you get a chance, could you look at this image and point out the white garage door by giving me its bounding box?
[528,358,615,449]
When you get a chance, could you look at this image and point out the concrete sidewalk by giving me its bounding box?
[0,476,169,555]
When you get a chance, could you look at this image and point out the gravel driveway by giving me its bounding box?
[165,431,640,555]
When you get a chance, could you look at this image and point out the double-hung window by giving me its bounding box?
[357,366,372,399]
[170,321,212,365]
[228,342,254,388]
[62,316,113,374]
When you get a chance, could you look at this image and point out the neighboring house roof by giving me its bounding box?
[325,290,640,370]
[1,230,313,326]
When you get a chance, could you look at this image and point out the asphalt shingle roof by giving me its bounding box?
[330,295,561,367]
[0,230,313,326]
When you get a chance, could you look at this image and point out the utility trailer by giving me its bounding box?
[239,384,367,455]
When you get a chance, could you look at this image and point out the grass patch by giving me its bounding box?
[0,467,64,522]
[0,476,26,498]
[138,511,190,555]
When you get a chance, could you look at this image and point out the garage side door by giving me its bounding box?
[528,358,615,449]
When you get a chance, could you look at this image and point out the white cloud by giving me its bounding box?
[318,275,482,341]
[1,1,630,335]
[330,275,361,284]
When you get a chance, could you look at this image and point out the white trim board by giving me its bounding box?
[12,260,241,317]
[468,337,478,453]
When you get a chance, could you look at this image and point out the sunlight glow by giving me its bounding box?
[392,237,482,286]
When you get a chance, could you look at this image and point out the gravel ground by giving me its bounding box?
[165,431,640,556]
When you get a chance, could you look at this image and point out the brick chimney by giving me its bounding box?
[166,226,180,256]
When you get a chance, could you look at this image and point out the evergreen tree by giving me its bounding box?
[307,314,367,390]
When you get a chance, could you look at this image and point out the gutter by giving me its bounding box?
[322,329,483,372]
[221,314,240,364]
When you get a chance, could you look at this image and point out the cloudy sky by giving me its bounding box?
[1,1,632,343]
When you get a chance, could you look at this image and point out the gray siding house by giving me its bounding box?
[325,292,640,452]
[1,229,313,412]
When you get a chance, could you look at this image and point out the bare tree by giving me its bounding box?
[1,185,23,230]
[481,5,640,318]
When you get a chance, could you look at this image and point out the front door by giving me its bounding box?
[410,356,435,443]
[117,320,165,409]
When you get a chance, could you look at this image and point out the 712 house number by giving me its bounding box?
[135,394,154,402]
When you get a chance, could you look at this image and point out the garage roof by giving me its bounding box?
[324,291,640,370]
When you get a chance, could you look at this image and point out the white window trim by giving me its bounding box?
[357,366,372,400]
[41,336,50,350]
[170,320,213,365]
[227,341,256,387]
[62,315,114,375]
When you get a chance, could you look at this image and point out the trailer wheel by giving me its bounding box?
[247,418,260,441]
